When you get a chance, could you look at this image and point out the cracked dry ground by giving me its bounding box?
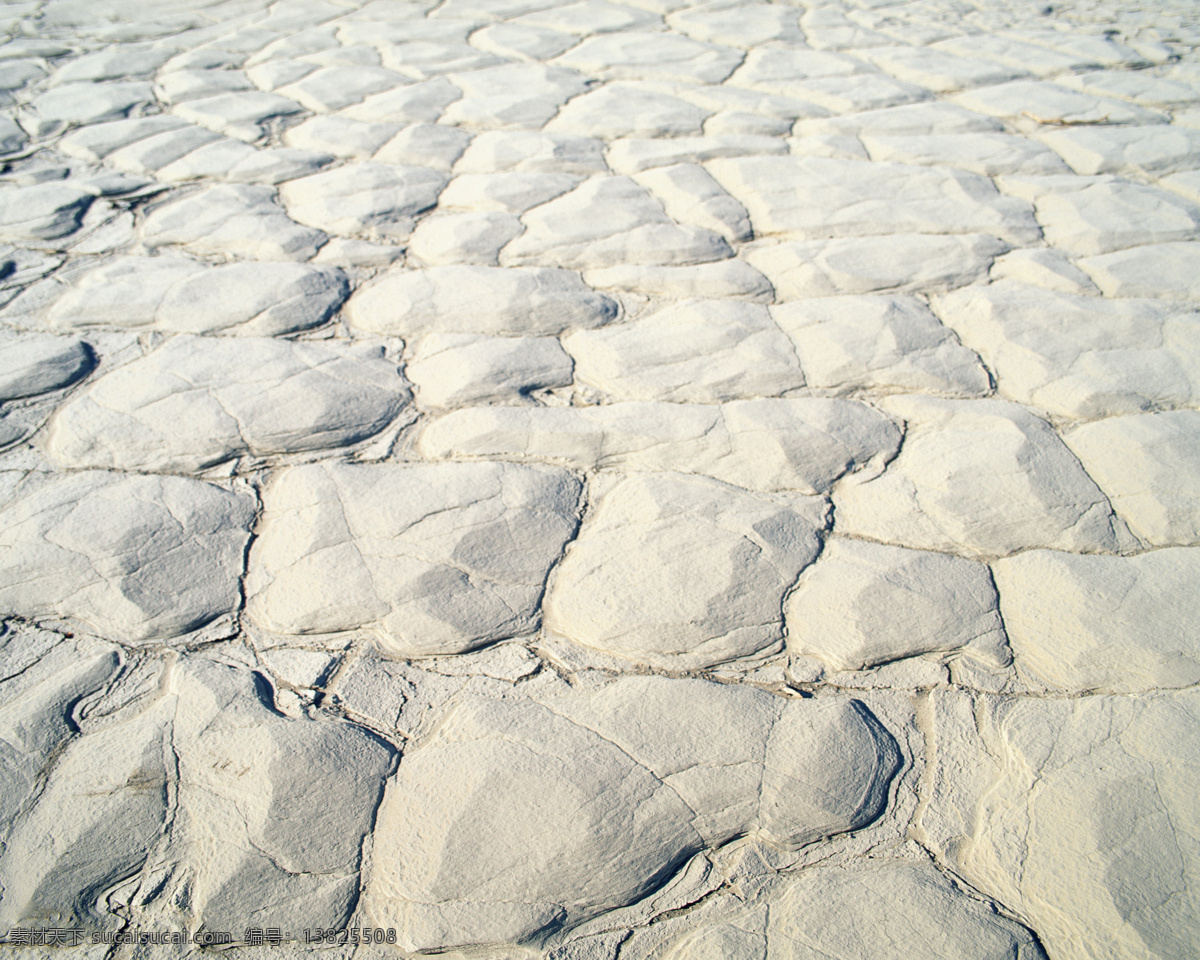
[1,0,1199,956]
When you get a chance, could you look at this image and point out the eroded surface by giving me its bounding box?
[1,0,1198,955]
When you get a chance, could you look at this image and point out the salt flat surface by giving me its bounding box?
[0,0,1198,956]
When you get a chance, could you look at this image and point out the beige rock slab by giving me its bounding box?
[0,472,253,643]
[406,210,524,265]
[372,123,472,171]
[545,82,710,139]
[470,22,579,61]
[278,161,446,241]
[991,31,1146,69]
[734,73,930,115]
[583,259,774,301]
[39,256,204,327]
[282,114,402,158]
[417,398,902,495]
[994,548,1200,692]
[988,247,1100,296]
[862,44,1029,93]
[606,134,788,175]
[1077,242,1200,301]
[1038,124,1200,176]
[551,32,743,84]
[380,41,504,79]
[246,461,581,654]
[770,295,991,397]
[0,656,393,931]
[89,125,223,176]
[365,676,900,949]
[1055,69,1200,109]
[21,81,155,138]
[157,142,332,185]
[833,396,1128,558]
[1062,410,1200,546]
[276,64,410,113]
[708,156,1039,245]
[665,860,1047,960]
[923,689,1200,960]
[435,170,581,214]
[950,79,1168,128]
[405,333,573,407]
[0,332,94,400]
[0,671,174,930]
[563,299,804,402]
[786,538,1008,671]
[442,62,590,128]
[57,115,192,162]
[798,6,892,50]
[341,76,463,124]
[172,91,306,142]
[726,46,873,95]
[545,472,825,669]
[931,280,1200,419]
[514,0,658,37]
[0,114,29,153]
[140,183,326,261]
[794,101,1002,138]
[43,257,348,336]
[0,626,119,845]
[500,175,732,269]
[165,660,394,931]
[44,336,408,473]
[744,233,1008,298]
[452,129,607,175]
[1035,178,1200,256]
[632,162,752,244]
[0,182,95,242]
[705,109,792,137]
[345,263,617,336]
[861,132,1069,176]
[666,3,803,48]
[1162,170,1200,205]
